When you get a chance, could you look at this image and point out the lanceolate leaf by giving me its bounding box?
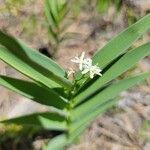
[57,0,68,23]
[93,13,150,68]
[75,14,150,87]
[0,31,72,89]
[72,72,150,121]
[69,98,118,143]
[0,31,64,77]
[44,134,67,150]
[74,42,150,105]
[44,0,56,27]
[0,45,56,88]
[44,0,68,44]
[0,112,67,131]
[44,0,58,42]
[0,75,68,109]
[49,0,59,25]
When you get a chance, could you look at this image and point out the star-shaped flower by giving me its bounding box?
[82,64,102,79]
[82,58,92,70]
[71,52,85,70]
[71,51,102,79]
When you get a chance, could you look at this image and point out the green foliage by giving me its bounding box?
[0,14,150,150]
[44,0,70,55]
[1,112,67,131]
[44,0,82,56]
[0,31,72,89]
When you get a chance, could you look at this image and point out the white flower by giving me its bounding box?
[67,68,75,77]
[82,58,92,69]
[71,51,102,79]
[82,65,102,79]
[71,52,85,70]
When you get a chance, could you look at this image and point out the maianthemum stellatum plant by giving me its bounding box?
[0,14,150,150]
[44,0,67,49]
[44,0,72,56]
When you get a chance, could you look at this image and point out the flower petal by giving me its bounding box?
[80,52,85,60]
[79,63,83,70]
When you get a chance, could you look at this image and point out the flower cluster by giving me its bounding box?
[68,52,102,79]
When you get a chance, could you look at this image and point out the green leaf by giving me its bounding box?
[72,72,150,121]
[44,0,57,42]
[0,112,67,131]
[75,14,150,87]
[74,42,150,105]
[93,13,150,68]
[44,0,68,44]
[49,0,60,25]
[44,134,67,150]
[57,0,68,23]
[50,0,67,25]
[0,45,56,89]
[0,31,72,89]
[69,98,118,143]
[44,0,57,27]
[0,75,68,109]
